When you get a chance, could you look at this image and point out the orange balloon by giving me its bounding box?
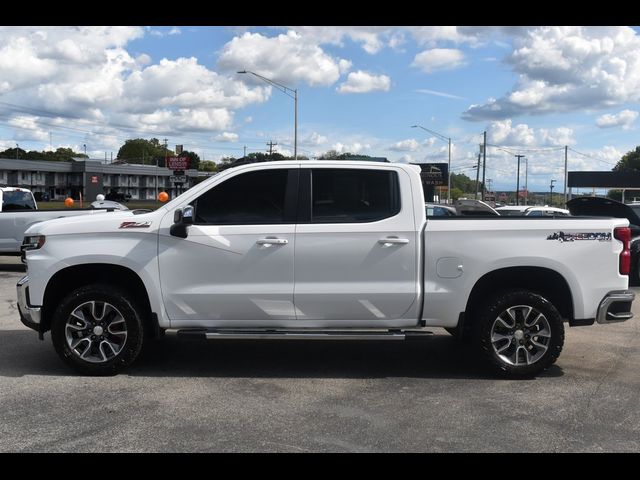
[64,197,74,207]
[158,191,169,202]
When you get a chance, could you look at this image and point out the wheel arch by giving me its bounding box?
[41,263,159,338]
[463,266,574,333]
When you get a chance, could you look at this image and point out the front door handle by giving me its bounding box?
[378,237,409,246]
[256,237,289,246]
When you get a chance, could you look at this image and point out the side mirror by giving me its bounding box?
[182,205,194,225]
[170,205,194,238]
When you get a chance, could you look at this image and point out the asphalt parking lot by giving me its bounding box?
[1,255,639,452]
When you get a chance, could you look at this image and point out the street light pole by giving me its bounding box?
[237,70,298,160]
[411,125,452,203]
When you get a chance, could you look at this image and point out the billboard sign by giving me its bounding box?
[170,175,187,184]
[167,156,189,170]
[416,163,449,186]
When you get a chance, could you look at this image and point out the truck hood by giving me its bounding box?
[567,197,640,227]
[24,209,164,236]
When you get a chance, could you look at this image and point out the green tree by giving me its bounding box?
[613,146,640,172]
[179,150,201,170]
[199,160,218,172]
[0,147,86,161]
[116,138,173,165]
[450,187,465,201]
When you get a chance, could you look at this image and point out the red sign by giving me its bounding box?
[167,156,189,170]
[91,175,98,184]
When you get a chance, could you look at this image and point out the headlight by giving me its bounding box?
[22,235,46,251]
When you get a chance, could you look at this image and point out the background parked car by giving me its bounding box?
[567,196,640,284]
[425,203,457,217]
[496,205,570,216]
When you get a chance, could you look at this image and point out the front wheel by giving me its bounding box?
[475,290,564,378]
[51,284,145,375]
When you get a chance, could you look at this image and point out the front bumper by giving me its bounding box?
[16,275,41,332]
[596,290,635,324]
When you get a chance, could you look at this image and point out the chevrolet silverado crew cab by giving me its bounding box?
[17,161,635,377]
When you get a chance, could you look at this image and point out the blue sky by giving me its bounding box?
[1,26,640,193]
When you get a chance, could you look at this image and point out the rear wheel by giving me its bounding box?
[51,284,144,375]
[475,289,564,378]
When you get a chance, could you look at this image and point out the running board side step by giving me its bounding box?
[164,329,433,341]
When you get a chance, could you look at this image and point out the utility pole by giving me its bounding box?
[83,144,87,157]
[481,131,487,201]
[243,145,247,158]
[550,179,556,206]
[16,144,19,160]
[515,155,525,206]
[267,141,277,159]
[563,145,568,205]
[524,157,528,206]
[475,149,481,200]
[163,138,169,195]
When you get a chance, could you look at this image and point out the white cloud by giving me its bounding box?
[218,30,346,87]
[308,132,328,145]
[416,88,466,100]
[489,119,535,146]
[412,48,465,73]
[214,132,239,142]
[389,138,421,152]
[464,26,640,120]
[8,115,49,141]
[488,119,575,146]
[596,109,639,129]
[539,127,575,146]
[332,142,370,154]
[337,71,391,94]
[285,26,392,54]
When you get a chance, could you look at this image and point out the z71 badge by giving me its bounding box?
[546,231,611,242]
[119,221,152,229]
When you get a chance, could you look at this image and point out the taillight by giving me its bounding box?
[614,227,631,275]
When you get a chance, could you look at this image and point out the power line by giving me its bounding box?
[568,147,616,166]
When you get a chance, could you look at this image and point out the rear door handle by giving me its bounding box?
[378,237,409,246]
[256,237,288,246]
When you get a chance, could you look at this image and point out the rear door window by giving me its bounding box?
[311,169,400,223]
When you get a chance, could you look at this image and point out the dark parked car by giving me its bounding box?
[567,196,640,284]
[105,190,132,202]
[33,192,50,202]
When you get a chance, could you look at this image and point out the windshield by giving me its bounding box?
[2,191,36,211]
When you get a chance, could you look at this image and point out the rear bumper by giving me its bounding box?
[596,290,635,324]
[16,275,41,332]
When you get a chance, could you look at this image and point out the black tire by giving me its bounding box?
[51,284,144,376]
[474,289,564,378]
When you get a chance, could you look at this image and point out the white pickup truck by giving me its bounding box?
[0,187,117,255]
[16,161,635,377]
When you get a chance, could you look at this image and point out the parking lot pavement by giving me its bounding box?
[1,255,639,452]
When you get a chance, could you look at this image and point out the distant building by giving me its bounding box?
[0,158,210,201]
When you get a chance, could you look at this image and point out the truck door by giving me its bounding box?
[158,167,299,325]
[293,166,419,326]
